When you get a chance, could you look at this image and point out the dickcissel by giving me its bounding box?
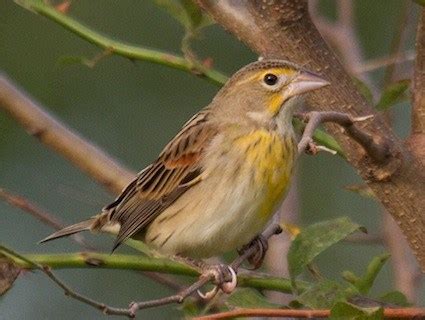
[41,59,328,263]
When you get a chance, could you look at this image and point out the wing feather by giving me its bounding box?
[106,109,216,250]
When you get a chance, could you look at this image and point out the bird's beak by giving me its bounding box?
[285,71,330,99]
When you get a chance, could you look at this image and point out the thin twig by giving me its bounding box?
[344,233,383,245]
[192,307,425,320]
[0,188,184,291]
[14,0,227,86]
[0,188,63,230]
[129,224,283,317]
[295,111,389,163]
[0,245,132,317]
[310,0,377,94]
[0,187,93,249]
[355,51,415,74]
[382,217,422,303]
[8,251,305,294]
[1,225,286,318]
[382,1,412,87]
[128,276,212,317]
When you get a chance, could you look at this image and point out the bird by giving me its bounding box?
[41,59,329,268]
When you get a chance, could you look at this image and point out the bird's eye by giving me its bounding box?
[263,73,278,86]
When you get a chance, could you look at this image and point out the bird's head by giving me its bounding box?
[213,59,329,125]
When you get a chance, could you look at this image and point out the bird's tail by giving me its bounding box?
[39,218,97,243]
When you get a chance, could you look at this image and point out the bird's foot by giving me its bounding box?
[238,234,269,270]
[173,256,237,300]
[197,264,237,300]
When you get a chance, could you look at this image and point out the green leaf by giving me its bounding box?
[288,217,364,285]
[312,127,345,157]
[330,302,383,320]
[227,288,282,308]
[379,291,411,307]
[413,0,425,6]
[376,80,410,110]
[352,77,374,105]
[297,280,357,309]
[353,253,390,295]
[342,254,389,295]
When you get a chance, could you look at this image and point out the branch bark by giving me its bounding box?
[412,8,425,135]
[0,74,134,194]
[408,8,425,171]
[193,307,425,320]
[196,0,425,271]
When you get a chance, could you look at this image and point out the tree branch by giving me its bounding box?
[312,2,421,302]
[192,307,425,320]
[0,245,132,317]
[128,224,284,316]
[295,112,383,159]
[354,51,415,74]
[195,0,425,272]
[14,0,227,86]
[0,187,94,249]
[0,74,134,194]
[1,225,307,318]
[412,8,425,135]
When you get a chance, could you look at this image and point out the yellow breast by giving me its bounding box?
[235,129,296,221]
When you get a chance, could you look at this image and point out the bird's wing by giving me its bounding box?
[106,109,216,250]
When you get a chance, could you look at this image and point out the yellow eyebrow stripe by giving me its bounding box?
[255,68,294,81]
[234,67,295,86]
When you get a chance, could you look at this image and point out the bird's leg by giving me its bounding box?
[237,234,269,270]
[172,255,237,299]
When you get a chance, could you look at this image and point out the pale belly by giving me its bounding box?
[144,130,296,258]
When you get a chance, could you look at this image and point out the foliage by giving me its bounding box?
[284,218,404,318]
[376,80,411,111]
[330,302,383,320]
[287,217,366,286]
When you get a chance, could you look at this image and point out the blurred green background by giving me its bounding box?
[0,0,422,319]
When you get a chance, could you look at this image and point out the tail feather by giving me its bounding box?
[39,218,96,244]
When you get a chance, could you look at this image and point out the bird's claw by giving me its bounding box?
[197,264,237,300]
[238,234,269,270]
